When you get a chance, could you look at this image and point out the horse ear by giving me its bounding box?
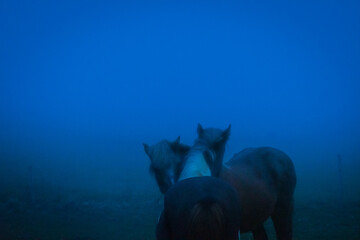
[143,143,150,156]
[197,123,204,136]
[171,137,180,149]
[221,124,231,142]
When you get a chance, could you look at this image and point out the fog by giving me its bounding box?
[0,1,359,239]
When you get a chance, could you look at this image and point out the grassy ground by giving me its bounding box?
[0,186,359,240]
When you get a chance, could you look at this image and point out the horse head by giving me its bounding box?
[195,124,231,177]
[143,137,190,194]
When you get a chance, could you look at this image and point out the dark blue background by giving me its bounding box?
[1,1,359,198]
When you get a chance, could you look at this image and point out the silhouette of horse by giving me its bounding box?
[143,137,190,194]
[145,125,233,240]
[144,124,296,240]
[157,176,241,240]
[219,147,296,240]
[143,125,231,193]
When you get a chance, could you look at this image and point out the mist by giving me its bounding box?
[1,1,359,239]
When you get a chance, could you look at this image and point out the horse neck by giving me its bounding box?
[211,149,226,177]
[177,147,211,181]
[219,164,234,182]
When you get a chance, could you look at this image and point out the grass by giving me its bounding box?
[0,183,359,240]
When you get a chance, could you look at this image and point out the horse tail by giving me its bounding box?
[186,197,226,240]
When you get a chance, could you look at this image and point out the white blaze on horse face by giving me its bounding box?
[207,150,216,163]
[166,168,175,185]
[178,152,211,181]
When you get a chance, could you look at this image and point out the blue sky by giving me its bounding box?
[0,1,359,188]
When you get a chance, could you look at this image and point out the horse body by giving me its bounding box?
[157,177,241,240]
[145,125,234,240]
[144,125,296,240]
[220,147,296,239]
[221,165,277,233]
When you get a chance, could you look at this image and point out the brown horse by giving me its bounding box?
[157,176,241,240]
[143,125,231,193]
[219,147,296,240]
[145,125,234,240]
[144,124,296,240]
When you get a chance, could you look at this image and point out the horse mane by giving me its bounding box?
[146,140,189,169]
[186,197,226,240]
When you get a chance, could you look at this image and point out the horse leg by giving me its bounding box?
[252,224,268,240]
[271,196,294,240]
[156,211,170,240]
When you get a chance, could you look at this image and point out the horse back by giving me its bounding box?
[158,176,241,240]
[226,147,296,194]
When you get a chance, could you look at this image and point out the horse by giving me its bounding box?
[144,124,296,240]
[143,137,190,194]
[157,176,241,240]
[145,125,234,240]
[218,147,296,240]
[143,125,231,193]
